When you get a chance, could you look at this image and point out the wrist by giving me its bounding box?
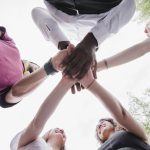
[81,32,98,52]
[61,76,75,87]
[44,58,58,75]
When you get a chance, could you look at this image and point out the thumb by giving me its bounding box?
[67,44,75,55]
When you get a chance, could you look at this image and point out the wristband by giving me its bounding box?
[44,58,58,75]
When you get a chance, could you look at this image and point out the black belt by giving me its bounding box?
[55,6,106,16]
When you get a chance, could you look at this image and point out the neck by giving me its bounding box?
[47,142,61,150]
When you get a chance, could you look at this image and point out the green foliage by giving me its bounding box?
[128,89,150,142]
[136,0,150,20]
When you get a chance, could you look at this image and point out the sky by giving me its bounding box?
[0,0,150,150]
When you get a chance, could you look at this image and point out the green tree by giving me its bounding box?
[136,0,150,20]
[128,89,150,143]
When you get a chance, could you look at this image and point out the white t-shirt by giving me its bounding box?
[10,131,51,150]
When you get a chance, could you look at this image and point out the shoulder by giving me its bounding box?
[10,131,23,150]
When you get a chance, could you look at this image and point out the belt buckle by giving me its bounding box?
[73,9,79,15]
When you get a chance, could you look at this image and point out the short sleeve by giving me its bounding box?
[10,131,23,150]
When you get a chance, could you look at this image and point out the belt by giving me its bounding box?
[55,6,103,16]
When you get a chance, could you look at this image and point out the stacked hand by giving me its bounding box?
[51,32,98,94]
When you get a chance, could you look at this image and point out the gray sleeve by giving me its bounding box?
[91,0,136,45]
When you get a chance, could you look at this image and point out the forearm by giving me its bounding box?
[18,78,73,147]
[88,81,147,141]
[6,66,48,103]
[97,38,150,71]
[88,81,125,120]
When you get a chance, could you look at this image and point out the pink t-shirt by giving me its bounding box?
[0,32,23,91]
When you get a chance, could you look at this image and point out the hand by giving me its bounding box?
[22,60,40,74]
[71,82,85,94]
[52,44,74,71]
[79,69,95,89]
[62,33,98,80]
[70,60,97,94]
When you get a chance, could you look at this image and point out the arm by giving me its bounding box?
[89,81,148,142]
[79,70,148,142]
[91,0,135,45]
[18,76,74,148]
[97,38,150,71]
[5,49,69,103]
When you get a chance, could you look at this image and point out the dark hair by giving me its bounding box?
[96,118,125,143]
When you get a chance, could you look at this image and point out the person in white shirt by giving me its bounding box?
[31,0,136,80]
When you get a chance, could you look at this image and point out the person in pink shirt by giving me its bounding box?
[0,26,40,108]
[0,28,73,109]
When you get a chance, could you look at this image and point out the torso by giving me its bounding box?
[0,33,23,91]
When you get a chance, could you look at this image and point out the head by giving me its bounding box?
[96,118,124,143]
[144,21,150,37]
[42,128,66,150]
[22,60,40,75]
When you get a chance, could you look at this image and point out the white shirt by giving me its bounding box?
[36,0,135,45]
[10,131,51,150]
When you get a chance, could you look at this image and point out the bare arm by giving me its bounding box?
[18,76,74,148]
[79,70,148,142]
[5,49,69,103]
[88,80,148,142]
[5,66,47,103]
[97,38,150,71]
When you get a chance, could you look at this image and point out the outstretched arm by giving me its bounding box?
[80,70,148,142]
[18,76,74,148]
[97,38,150,71]
[5,49,69,103]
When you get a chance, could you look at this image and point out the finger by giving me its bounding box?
[75,82,81,91]
[71,85,75,94]
[81,85,85,89]
[67,44,75,54]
